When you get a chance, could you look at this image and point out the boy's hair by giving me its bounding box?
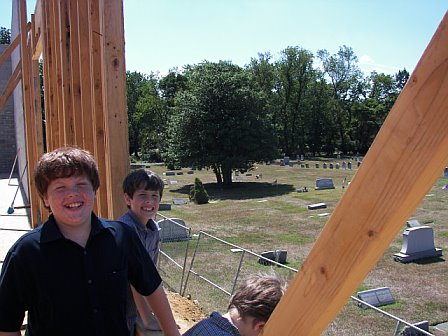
[228,274,287,323]
[122,169,164,199]
[34,147,100,199]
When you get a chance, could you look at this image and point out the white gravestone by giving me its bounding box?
[315,178,335,190]
[393,226,443,263]
[157,218,191,242]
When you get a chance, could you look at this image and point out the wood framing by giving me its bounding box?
[264,12,448,335]
[8,0,129,226]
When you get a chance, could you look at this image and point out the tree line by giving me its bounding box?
[127,45,409,184]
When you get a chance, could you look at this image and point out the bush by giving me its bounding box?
[189,178,209,204]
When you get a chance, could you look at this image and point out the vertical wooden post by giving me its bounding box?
[100,0,129,219]
[263,12,448,335]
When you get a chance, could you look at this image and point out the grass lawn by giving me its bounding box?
[143,158,448,335]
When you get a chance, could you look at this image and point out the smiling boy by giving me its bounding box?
[118,169,164,334]
[0,147,179,336]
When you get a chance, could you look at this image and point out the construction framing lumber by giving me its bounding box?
[264,12,448,335]
[11,0,129,226]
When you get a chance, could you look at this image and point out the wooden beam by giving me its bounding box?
[100,0,129,219]
[0,34,20,66]
[264,12,448,335]
[0,62,21,112]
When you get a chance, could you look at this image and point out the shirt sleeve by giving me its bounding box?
[0,249,27,331]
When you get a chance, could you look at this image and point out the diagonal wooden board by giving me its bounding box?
[264,11,448,335]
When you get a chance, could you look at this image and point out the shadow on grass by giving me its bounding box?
[169,182,296,200]
[411,256,445,265]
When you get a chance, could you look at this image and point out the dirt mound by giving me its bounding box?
[167,291,208,333]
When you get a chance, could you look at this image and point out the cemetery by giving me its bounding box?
[148,157,447,335]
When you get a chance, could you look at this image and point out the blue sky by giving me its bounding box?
[1,1,446,76]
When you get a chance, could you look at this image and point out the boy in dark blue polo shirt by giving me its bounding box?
[0,147,180,336]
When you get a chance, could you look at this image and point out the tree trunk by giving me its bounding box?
[212,164,223,184]
[222,165,233,185]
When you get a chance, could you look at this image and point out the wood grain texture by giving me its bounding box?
[264,11,448,335]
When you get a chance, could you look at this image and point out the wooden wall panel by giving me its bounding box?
[18,0,129,225]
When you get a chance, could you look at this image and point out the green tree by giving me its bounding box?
[318,46,363,154]
[0,27,11,44]
[165,61,278,185]
[273,46,314,156]
[189,177,209,204]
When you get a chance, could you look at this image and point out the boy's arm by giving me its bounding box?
[131,285,153,327]
[145,285,180,336]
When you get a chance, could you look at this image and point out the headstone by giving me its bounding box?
[305,163,309,168]
[300,163,305,168]
[315,163,319,168]
[347,162,352,170]
[176,171,184,175]
[165,171,176,176]
[315,178,335,190]
[402,321,429,336]
[308,202,327,210]
[336,163,340,169]
[329,163,334,169]
[157,218,191,242]
[172,198,188,205]
[342,161,347,170]
[187,170,194,174]
[280,159,285,166]
[300,155,304,161]
[258,250,287,265]
[357,161,361,167]
[323,163,327,169]
[337,154,341,159]
[159,203,172,211]
[406,219,421,228]
[357,287,395,309]
[393,226,443,263]
[283,156,290,165]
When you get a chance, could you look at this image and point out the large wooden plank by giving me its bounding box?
[100,0,129,218]
[0,63,21,112]
[264,12,448,335]
[90,0,109,216]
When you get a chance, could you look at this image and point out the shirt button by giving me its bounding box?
[87,279,93,284]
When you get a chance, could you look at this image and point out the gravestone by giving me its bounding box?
[315,163,319,169]
[176,171,184,175]
[357,287,395,309]
[159,203,172,211]
[165,171,176,176]
[406,219,421,228]
[347,162,352,170]
[315,178,335,190]
[393,226,443,263]
[157,218,191,242]
[300,155,304,161]
[357,161,361,167]
[342,161,347,169]
[336,163,340,169]
[305,163,309,168]
[308,203,327,210]
[329,163,334,169]
[283,156,290,165]
[280,159,285,166]
[402,321,429,336]
[258,250,287,265]
[172,198,188,205]
[323,163,327,169]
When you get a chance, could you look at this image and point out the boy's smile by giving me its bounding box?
[43,175,95,230]
[125,189,160,225]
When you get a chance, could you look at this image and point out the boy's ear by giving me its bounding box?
[254,320,266,335]
[123,193,132,206]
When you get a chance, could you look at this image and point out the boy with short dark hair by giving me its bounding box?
[183,274,287,336]
[118,169,164,333]
[0,147,180,336]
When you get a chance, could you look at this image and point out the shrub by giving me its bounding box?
[189,178,209,204]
